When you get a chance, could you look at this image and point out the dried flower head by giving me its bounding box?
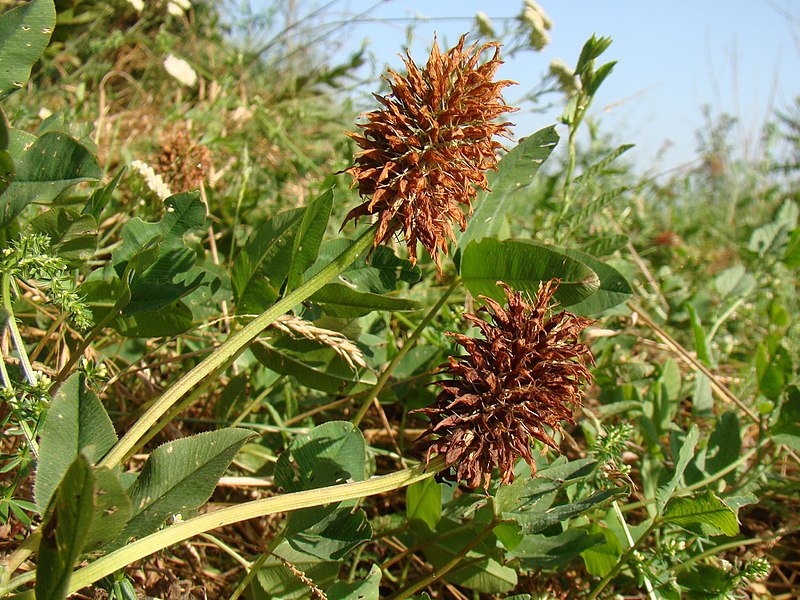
[155,125,211,192]
[413,280,594,490]
[343,34,516,270]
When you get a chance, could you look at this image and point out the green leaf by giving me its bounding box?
[686,302,711,366]
[655,425,699,515]
[461,238,600,307]
[573,145,633,186]
[510,528,604,570]
[35,454,94,600]
[111,300,196,337]
[748,199,798,257]
[784,226,800,268]
[494,457,598,514]
[113,192,209,315]
[30,207,97,264]
[503,488,620,534]
[274,421,367,492]
[118,428,253,543]
[83,167,124,220]
[275,423,370,561]
[0,0,56,100]
[284,503,371,561]
[575,34,613,77]
[660,359,681,403]
[586,60,616,97]
[113,191,206,265]
[423,519,517,594]
[309,240,420,293]
[406,478,442,532]
[310,283,420,317]
[549,246,632,315]
[286,188,332,293]
[232,207,304,312]
[83,467,132,553]
[2,130,100,227]
[693,372,713,415]
[251,338,375,395]
[713,265,755,298]
[581,524,624,577]
[677,564,731,595]
[80,262,199,337]
[755,341,792,400]
[458,126,559,250]
[251,542,339,599]
[35,373,118,513]
[326,564,381,600]
[706,412,741,481]
[663,490,739,536]
[0,109,12,197]
[773,386,800,450]
[447,556,517,594]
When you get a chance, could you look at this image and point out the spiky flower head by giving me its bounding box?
[413,280,594,490]
[343,34,516,270]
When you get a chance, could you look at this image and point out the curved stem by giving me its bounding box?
[64,455,446,595]
[672,537,764,574]
[98,225,377,468]
[352,278,459,427]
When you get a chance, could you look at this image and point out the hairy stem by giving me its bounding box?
[61,455,446,595]
[98,225,377,468]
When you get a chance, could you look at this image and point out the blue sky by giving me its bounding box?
[251,1,800,174]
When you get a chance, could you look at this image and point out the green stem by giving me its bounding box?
[388,518,497,600]
[2,274,36,386]
[228,531,284,600]
[98,225,377,469]
[560,123,579,218]
[612,501,657,600]
[227,148,251,269]
[228,552,269,600]
[352,278,459,427]
[62,455,446,595]
[587,519,659,600]
[1,273,39,457]
[672,537,764,574]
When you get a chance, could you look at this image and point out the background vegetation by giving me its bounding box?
[0,1,798,598]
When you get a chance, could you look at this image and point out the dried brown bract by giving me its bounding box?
[413,280,594,490]
[156,125,212,192]
[343,34,516,270]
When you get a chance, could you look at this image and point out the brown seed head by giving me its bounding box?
[343,34,517,270]
[413,280,595,490]
[156,125,212,192]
